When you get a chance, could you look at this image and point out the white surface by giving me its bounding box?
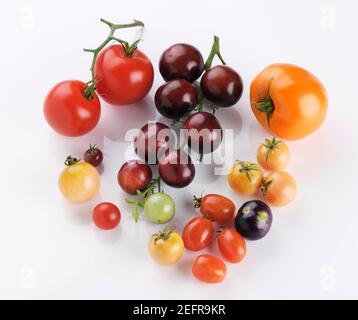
[0,0,357,300]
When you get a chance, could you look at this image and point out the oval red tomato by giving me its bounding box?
[182,217,214,251]
[192,254,227,284]
[196,194,235,223]
[217,227,246,263]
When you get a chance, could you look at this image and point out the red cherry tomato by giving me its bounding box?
[182,217,214,251]
[95,45,154,105]
[92,202,121,230]
[192,254,227,284]
[195,194,235,223]
[217,227,246,263]
[44,80,101,136]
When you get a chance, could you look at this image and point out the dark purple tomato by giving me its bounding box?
[134,122,175,164]
[182,112,223,154]
[234,200,272,240]
[159,43,204,82]
[84,145,103,167]
[158,149,195,188]
[200,65,243,107]
[155,79,198,119]
[117,160,153,195]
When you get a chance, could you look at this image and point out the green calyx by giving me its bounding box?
[153,230,173,243]
[262,137,281,162]
[238,161,260,182]
[260,178,273,196]
[255,96,274,127]
[193,195,202,208]
[64,155,80,166]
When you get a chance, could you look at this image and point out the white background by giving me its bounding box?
[0,0,357,300]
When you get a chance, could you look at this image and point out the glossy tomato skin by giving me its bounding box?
[95,45,154,105]
[256,138,290,171]
[155,79,198,119]
[144,193,175,224]
[199,194,235,223]
[84,146,103,167]
[117,160,152,195]
[217,228,246,263]
[158,150,195,188]
[250,64,328,140]
[201,65,243,107]
[159,43,204,82]
[92,202,121,230]
[44,80,101,136]
[182,217,214,251]
[192,254,227,284]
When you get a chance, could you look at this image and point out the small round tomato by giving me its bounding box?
[92,202,121,230]
[84,144,103,167]
[194,194,235,223]
[144,193,175,224]
[148,230,184,265]
[95,44,154,105]
[261,171,297,207]
[44,80,101,136]
[192,254,227,284]
[59,156,100,203]
[182,217,214,251]
[257,137,290,171]
[217,228,246,263]
[227,161,263,195]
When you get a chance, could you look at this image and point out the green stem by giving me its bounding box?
[204,35,226,70]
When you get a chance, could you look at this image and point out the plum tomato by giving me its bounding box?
[192,254,227,284]
[217,227,246,263]
[84,144,103,167]
[182,217,214,251]
[92,202,121,230]
[144,193,175,224]
[257,137,290,171]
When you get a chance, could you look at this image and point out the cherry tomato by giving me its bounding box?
[59,156,100,203]
[92,202,121,230]
[182,217,214,251]
[148,230,184,265]
[257,137,290,171]
[144,193,175,224]
[194,194,235,223]
[227,161,263,195]
[250,63,328,140]
[95,44,154,105]
[261,171,297,207]
[192,254,227,284]
[217,227,246,263]
[44,80,101,137]
[84,144,103,167]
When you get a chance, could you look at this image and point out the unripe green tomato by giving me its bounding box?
[144,193,175,224]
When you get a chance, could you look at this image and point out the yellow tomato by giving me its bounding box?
[257,137,290,171]
[59,157,100,203]
[227,161,263,195]
[148,230,184,265]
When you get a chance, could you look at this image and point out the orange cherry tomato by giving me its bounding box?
[257,137,290,171]
[217,227,246,264]
[192,254,227,284]
[182,217,214,251]
[250,64,328,140]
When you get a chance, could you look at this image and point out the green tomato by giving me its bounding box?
[144,193,175,224]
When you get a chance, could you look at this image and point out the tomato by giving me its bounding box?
[95,44,154,105]
[227,161,263,195]
[59,156,100,203]
[144,193,175,224]
[192,254,227,284]
[44,80,101,136]
[182,217,214,251]
[194,194,235,223]
[250,64,328,140]
[148,230,184,265]
[257,137,290,171]
[84,145,103,167]
[261,171,297,207]
[217,228,246,263]
[92,202,121,230]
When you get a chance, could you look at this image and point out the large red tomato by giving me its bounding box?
[94,45,154,105]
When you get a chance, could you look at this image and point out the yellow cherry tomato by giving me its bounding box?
[59,156,100,203]
[148,230,184,265]
[227,161,263,195]
[257,137,290,171]
[261,171,297,207]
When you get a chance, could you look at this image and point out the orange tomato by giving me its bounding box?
[257,137,290,171]
[192,254,227,284]
[250,64,328,140]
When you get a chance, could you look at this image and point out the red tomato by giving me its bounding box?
[92,202,121,230]
[182,217,214,251]
[44,80,101,136]
[192,254,227,284]
[196,194,235,223]
[217,228,246,263]
[95,45,154,105]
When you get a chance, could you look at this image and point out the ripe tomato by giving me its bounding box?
[59,157,100,203]
[92,202,121,230]
[261,171,297,207]
[148,230,184,265]
[195,194,235,223]
[44,80,101,136]
[257,137,290,171]
[84,145,103,167]
[217,228,246,263]
[227,161,263,195]
[95,45,154,105]
[250,64,328,140]
[192,254,227,284]
[182,217,214,251]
